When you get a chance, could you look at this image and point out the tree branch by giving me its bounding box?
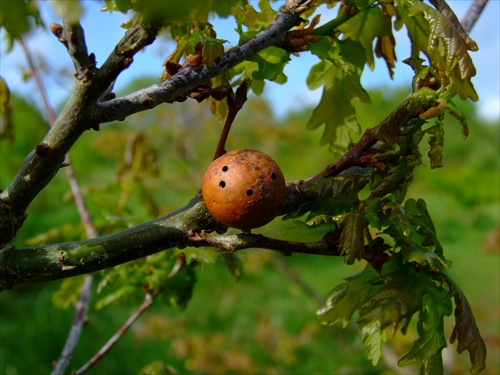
[461,0,488,33]
[283,88,437,213]
[74,287,162,375]
[0,0,312,248]
[0,19,159,246]
[50,21,94,80]
[213,79,250,160]
[19,34,100,375]
[0,198,217,289]
[93,0,311,124]
[51,275,93,375]
[0,86,433,290]
[73,256,184,374]
[188,231,341,256]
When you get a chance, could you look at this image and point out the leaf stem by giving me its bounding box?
[213,79,250,160]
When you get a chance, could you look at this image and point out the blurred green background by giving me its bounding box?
[0,81,498,374]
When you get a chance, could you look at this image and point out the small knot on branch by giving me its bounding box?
[50,22,65,42]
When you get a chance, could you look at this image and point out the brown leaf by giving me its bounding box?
[448,279,487,375]
[375,35,397,79]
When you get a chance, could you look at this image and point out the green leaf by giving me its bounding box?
[220,251,244,280]
[52,276,87,309]
[0,77,10,112]
[400,242,449,270]
[363,327,386,366]
[370,162,408,199]
[299,175,370,201]
[233,0,276,33]
[177,246,220,264]
[0,0,44,50]
[95,284,136,310]
[405,198,444,256]
[134,0,234,24]
[283,175,367,221]
[398,290,452,372]
[339,213,365,265]
[381,198,450,270]
[201,36,227,67]
[249,47,290,83]
[317,264,378,327]
[307,38,370,153]
[443,100,469,138]
[50,0,83,23]
[445,276,487,375]
[0,77,13,144]
[338,6,393,70]
[358,258,426,337]
[395,0,478,101]
[160,264,196,311]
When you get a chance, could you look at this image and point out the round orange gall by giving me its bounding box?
[202,149,286,231]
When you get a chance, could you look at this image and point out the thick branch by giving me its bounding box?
[0,198,216,290]
[94,1,310,124]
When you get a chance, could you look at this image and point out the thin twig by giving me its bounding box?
[51,275,93,375]
[461,0,489,33]
[74,289,160,375]
[213,79,250,160]
[73,256,185,375]
[50,21,94,80]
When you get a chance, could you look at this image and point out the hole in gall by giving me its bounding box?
[271,173,277,180]
[247,189,253,196]
[219,181,226,188]
[222,166,229,172]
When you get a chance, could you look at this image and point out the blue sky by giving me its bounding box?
[1,1,499,122]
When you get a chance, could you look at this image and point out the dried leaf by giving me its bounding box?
[375,34,397,79]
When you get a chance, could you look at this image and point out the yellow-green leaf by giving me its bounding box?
[338,6,393,70]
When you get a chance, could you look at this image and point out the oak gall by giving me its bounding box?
[202,149,286,231]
